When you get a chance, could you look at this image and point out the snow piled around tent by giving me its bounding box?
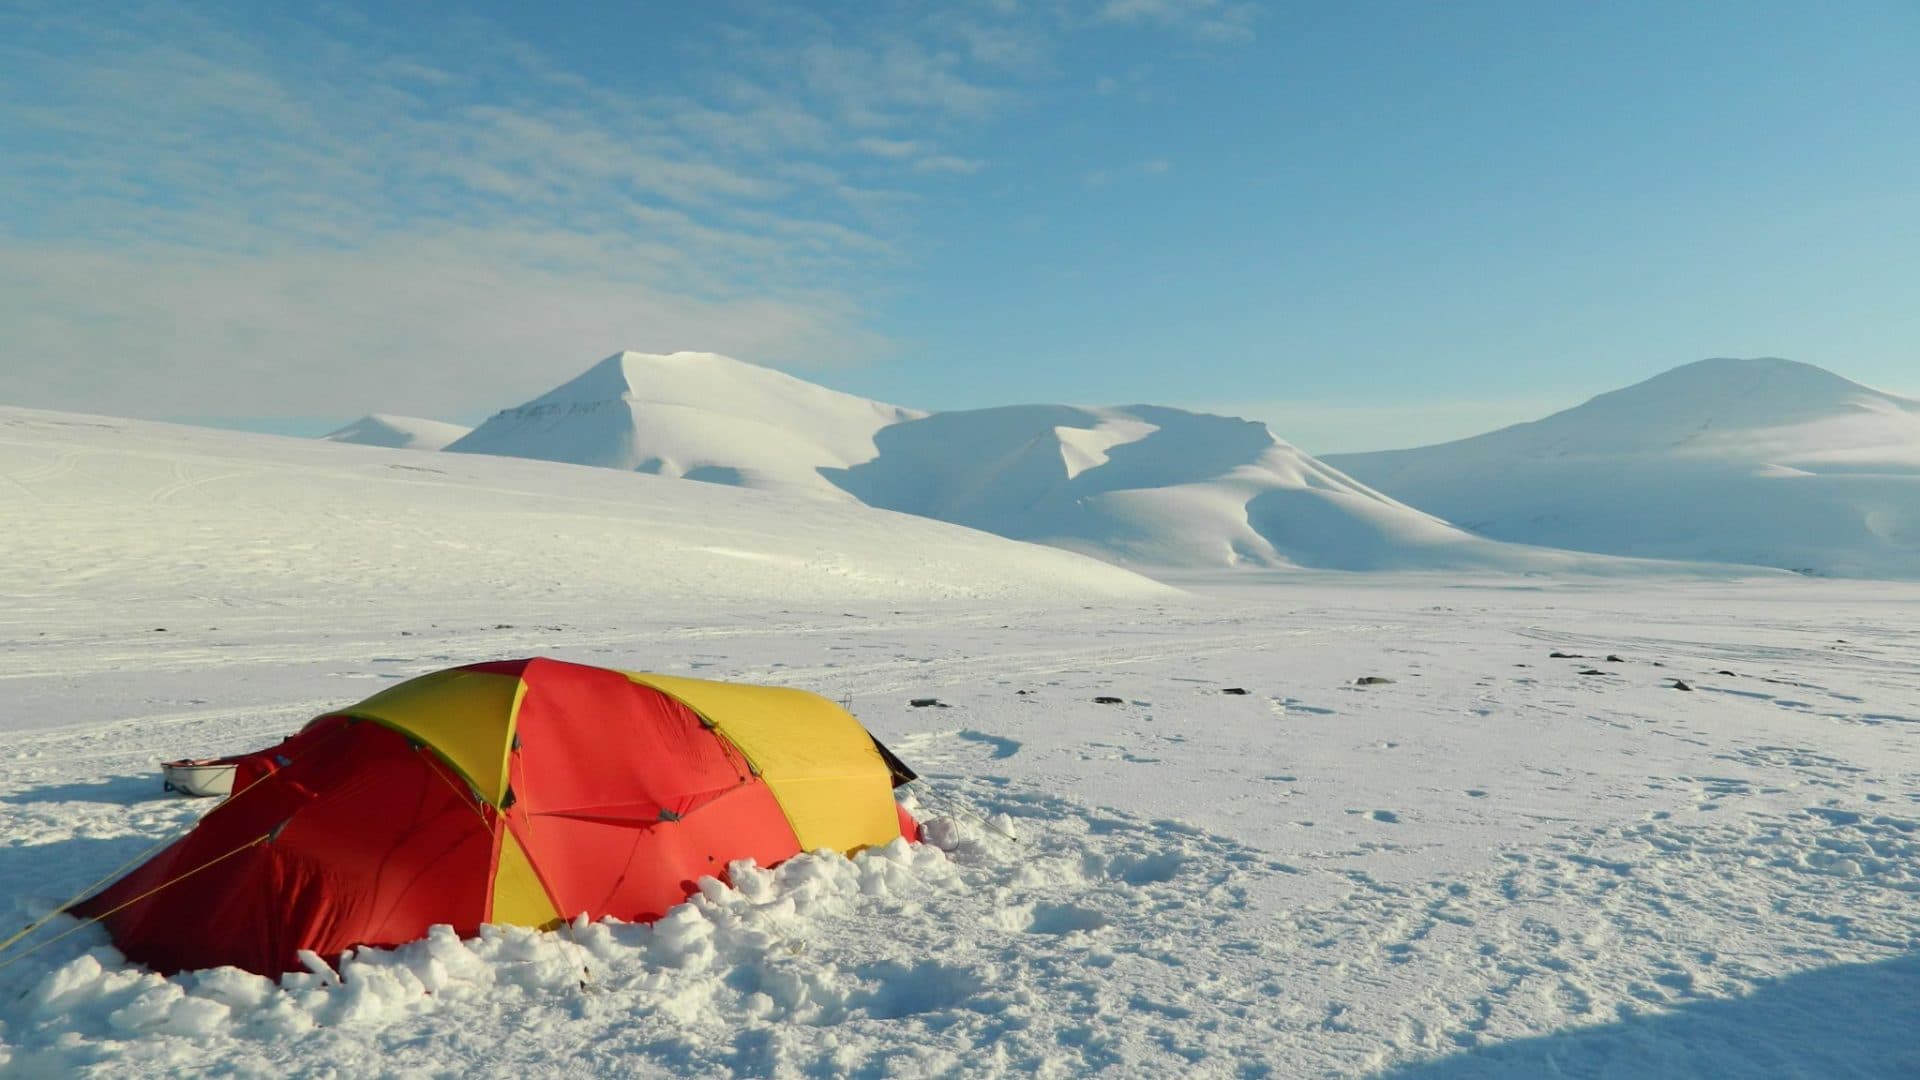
[7,833,962,1076]
[8,769,1919,1077]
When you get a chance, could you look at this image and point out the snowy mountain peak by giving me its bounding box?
[323,414,472,451]
[533,350,810,408]
[446,351,922,500]
[1575,357,1911,436]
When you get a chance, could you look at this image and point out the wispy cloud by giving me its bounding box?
[1096,0,1260,43]
[0,1,1257,420]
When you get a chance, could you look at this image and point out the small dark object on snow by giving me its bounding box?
[1015,689,1032,695]
[1222,687,1250,695]
[1651,661,1665,667]
[1549,651,1582,659]
[1671,680,1694,691]
[1354,676,1395,686]
[1717,670,1737,677]
[1093,696,1124,705]
[1578,668,1609,676]
[1605,655,1625,663]
[153,627,167,632]
[909,698,941,708]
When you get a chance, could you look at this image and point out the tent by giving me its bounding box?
[73,658,918,976]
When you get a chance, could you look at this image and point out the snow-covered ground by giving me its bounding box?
[3,410,1918,1077]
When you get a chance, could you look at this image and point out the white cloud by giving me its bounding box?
[1095,0,1259,42]
[914,155,988,175]
[854,137,924,159]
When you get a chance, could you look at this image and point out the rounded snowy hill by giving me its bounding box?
[323,414,472,451]
[447,351,924,501]
[1327,358,1920,578]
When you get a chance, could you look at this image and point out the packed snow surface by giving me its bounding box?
[322,415,472,452]
[3,410,1918,1077]
[1329,358,1920,578]
[432,351,1686,574]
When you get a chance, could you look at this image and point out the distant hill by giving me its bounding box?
[324,414,472,451]
[443,351,1672,574]
[1327,358,1920,577]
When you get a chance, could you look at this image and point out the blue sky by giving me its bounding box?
[3,0,1916,452]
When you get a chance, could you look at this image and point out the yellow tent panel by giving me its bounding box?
[623,672,900,852]
[343,667,525,804]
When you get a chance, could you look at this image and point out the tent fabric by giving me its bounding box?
[73,658,916,976]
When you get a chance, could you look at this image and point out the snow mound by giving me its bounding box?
[0,406,1167,622]
[1328,358,1920,578]
[447,351,925,501]
[321,414,471,451]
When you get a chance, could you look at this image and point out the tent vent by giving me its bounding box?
[658,809,682,822]
[870,737,918,789]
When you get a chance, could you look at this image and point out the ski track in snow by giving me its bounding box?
[4,580,1920,1077]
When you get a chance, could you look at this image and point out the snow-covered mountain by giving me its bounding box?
[323,413,472,450]
[831,404,1582,570]
[439,351,1658,573]
[1327,358,1920,578]
[447,351,923,501]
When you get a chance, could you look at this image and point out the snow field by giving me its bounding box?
[3,408,1919,1076]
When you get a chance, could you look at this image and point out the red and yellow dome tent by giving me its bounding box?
[71,658,918,976]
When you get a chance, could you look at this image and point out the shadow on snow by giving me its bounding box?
[1376,952,1920,1079]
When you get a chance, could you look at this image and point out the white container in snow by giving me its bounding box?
[162,759,238,798]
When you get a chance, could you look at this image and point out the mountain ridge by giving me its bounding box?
[435,350,1693,575]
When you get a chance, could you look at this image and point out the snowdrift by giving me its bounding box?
[1328,358,1920,578]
